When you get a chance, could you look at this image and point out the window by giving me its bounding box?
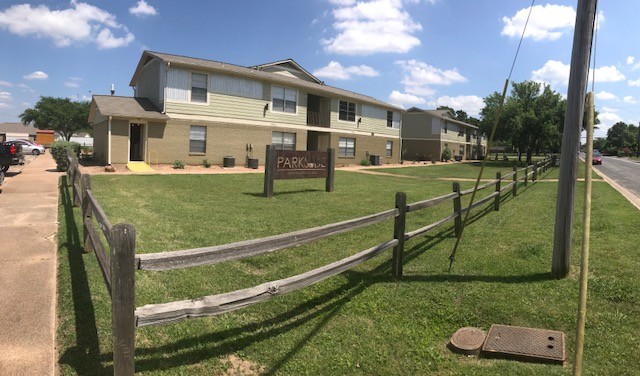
[339,100,356,122]
[272,86,297,113]
[459,146,464,156]
[189,125,206,153]
[191,73,208,103]
[272,131,296,150]
[387,111,393,128]
[386,141,393,157]
[339,137,355,157]
[443,123,448,134]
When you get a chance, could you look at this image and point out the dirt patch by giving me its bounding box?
[222,354,265,375]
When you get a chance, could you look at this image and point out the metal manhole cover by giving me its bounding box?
[481,324,565,364]
[449,327,486,355]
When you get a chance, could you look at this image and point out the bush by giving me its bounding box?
[173,160,185,169]
[360,158,372,166]
[50,140,81,171]
[441,147,452,162]
[202,159,211,168]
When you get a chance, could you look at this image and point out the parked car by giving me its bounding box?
[1,141,25,174]
[592,151,602,165]
[12,139,45,155]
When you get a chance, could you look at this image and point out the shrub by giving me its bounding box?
[173,160,185,169]
[50,140,81,171]
[360,158,372,166]
[202,159,211,168]
[441,147,452,162]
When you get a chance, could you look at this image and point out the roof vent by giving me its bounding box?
[110,84,115,96]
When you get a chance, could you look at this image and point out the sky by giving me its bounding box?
[0,0,638,138]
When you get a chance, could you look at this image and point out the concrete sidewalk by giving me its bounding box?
[0,153,62,375]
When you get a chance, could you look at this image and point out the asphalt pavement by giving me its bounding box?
[592,156,640,210]
[0,153,61,375]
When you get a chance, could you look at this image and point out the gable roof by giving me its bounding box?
[88,95,169,122]
[130,51,403,111]
[0,122,38,135]
[251,59,322,84]
[405,107,478,129]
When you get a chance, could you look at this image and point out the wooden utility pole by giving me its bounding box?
[552,0,597,279]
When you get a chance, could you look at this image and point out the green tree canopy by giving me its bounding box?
[20,96,91,141]
[605,121,638,156]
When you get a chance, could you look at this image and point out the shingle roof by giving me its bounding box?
[406,107,479,130]
[0,122,38,135]
[131,51,403,111]
[89,96,169,121]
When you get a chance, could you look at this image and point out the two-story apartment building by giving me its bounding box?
[88,51,402,167]
[401,108,487,161]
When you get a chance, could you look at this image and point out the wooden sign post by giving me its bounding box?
[263,145,335,198]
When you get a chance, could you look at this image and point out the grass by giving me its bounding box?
[56,168,639,375]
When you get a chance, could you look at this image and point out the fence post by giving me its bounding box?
[512,166,518,197]
[494,172,501,211]
[66,150,73,186]
[263,145,275,198]
[392,192,407,278]
[326,148,335,193]
[111,223,136,376]
[524,165,529,186]
[533,161,539,181]
[81,174,93,253]
[453,182,462,237]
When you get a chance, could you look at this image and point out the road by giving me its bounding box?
[591,155,640,209]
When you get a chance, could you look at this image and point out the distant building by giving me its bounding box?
[401,108,487,161]
[88,51,402,166]
[0,122,37,142]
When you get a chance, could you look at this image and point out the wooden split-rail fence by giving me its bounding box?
[65,151,551,375]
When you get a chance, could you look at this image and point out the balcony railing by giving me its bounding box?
[307,110,331,127]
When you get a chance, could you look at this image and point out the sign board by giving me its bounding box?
[275,150,328,179]
[264,145,335,197]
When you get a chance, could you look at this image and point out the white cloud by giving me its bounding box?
[0,1,134,48]
[502,4,575,41]
[597,111,623,133]
[313,61,379,80]
[531,60,570,86]
[632,63,640,71]
[0,91,12,100]
[64,78,82,88]
[23,71,48,80]
[95,28,134,49]
[627,56,635,65]
[434,95,484,117]
[629,79,640,87]
[0,80,12,87]
[595,91,617,100]
[592,65,625,82]
[623,96,636,104]
[329,0,356,5]
[397,60,467,86]
[129,0,157,17]
[388,90,425,108]
[0,103,12,109]
[70,94,91,102]
[323,0,422,55]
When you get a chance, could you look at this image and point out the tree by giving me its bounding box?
[480,81,565,164]
[20,96,91,141]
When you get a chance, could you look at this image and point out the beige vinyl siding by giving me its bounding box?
[331,99,398,136]
[136,58,161,108]
[165,90,308,127]
[402,114,438,139]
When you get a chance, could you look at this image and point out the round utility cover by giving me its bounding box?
[449,327,486,356]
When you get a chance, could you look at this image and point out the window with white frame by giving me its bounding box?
[339,137,355,157]
[339,100,356,122]
[272,131,296,150]
[386,141,393,157]
[191,73,208,103]
[272,86,297,113]
[387,111,393,128]
[189,125,206,153]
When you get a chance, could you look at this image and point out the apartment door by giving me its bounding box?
[129,123,145,161]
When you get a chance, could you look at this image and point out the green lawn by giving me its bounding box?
[57,168,639,375]
[377,158,595,180]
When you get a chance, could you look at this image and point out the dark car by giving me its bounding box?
[592,151,602,165]
[1,141,25,174]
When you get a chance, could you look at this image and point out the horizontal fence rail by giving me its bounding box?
[64,152,551,375]
[136,209,398,271]
[135,239,399,327]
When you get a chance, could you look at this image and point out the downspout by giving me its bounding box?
[163,62,170,114]
[108,116,112,165]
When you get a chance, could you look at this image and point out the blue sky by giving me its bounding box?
[0,0,638,138]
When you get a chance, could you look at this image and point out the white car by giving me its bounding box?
[14,140,46,155]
